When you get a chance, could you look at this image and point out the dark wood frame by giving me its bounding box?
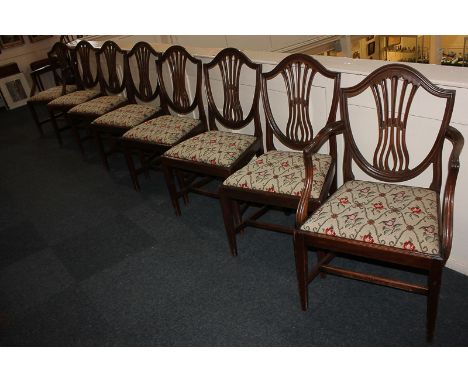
[93,41,166,171]
[293,63,464,342]
[67,40,129,155]
[160,47,262,216]
[29,35,52,43]
[219,53,341,256]
[120,45,207,192]
[28,42,76,137]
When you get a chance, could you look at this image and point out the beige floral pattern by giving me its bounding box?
[300,180,440,255]
[92,104,160,128]
[122,115,200,145]
[29,85,77,102]
[223,151,332,199]
[163,131,257,168]
[67,96,127,117]
[47,89,101,108]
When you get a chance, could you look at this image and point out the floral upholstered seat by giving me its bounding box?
[47,89,101,108]
[67,95,127,117]
[300,180,440,255]
[163,130,257,168]
[29,85,78,103]
[92,104,160,129]
[223,151,332,198]
[122,115,200,145]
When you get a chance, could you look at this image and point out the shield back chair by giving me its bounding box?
[120,45,206,191]
[219,54,341,256]
[293,63,464,342]
[60,35,83,44]
[46,40,102,147]
[91,41,166,170]
[160,47,263,216]
[66,40,129,156]
[27,42,77,137]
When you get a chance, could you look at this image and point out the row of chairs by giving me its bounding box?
[27,39,464,342]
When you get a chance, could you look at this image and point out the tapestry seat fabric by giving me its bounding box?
[47,89,101,108]
[300,180,440,255]
[122,115,200,145]
[67,95,127,117]
[92,104,160,129]
[29,85,77,103]
[223,151,332,199]
[163,130,257,168]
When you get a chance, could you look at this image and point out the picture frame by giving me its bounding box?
[367,41,375,56]
[0,35,25,49]
[29,35,52,43]
[388,36,401,47]
[0,73,31,109]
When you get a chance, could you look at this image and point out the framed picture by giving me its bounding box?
[388,36,401,47]
[0,73,31,109]
[367,41,375,56]
[29,35,52,43]
[0,35,25,49]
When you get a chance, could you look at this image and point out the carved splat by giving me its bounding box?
[166,49,190,109]
[281,62,316,144]
[218,53,244,122]
[74,41,97,89]
[99,41,123,93]
[262,54,341,151]
[371,76,418,172]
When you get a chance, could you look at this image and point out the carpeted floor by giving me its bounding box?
[0,105,467,346]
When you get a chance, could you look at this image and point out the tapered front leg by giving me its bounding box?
[162,161,182,216]
[219,188,238,256]
[293,231,309,311]
[426,262,443,342]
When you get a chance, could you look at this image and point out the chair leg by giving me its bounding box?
[175,170,189,205]
[49,109,65,147]
[317,251,327,278]
[123,145,141,192]
[28,102,44,137]
[426,262,443,342]
[219,190,238,257]
[293,231,309,311]
[93,126,110,170]
[162,163,182,216]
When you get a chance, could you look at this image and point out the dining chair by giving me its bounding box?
[219,54,341,256]
[293,63,464,342]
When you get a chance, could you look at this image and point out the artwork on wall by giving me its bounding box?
[388,36,401,47]
[0,73,31,109]
[367,41,375,56]
[29,35,52,43]
[0,35,25,49]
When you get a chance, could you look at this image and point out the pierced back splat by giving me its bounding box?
[96,41,126,95]
[156,45,205,123]
[204,48,262,135]
[125,42,161,103]
[262,54,341,151]
[341,63,456,191]
[72,40,98,90]
[47,42,75,85]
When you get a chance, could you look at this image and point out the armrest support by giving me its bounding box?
[441,125,464,261]
[295,121,345,228]
[29,65,54,96]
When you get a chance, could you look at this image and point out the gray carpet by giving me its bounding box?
[1,105,467,346]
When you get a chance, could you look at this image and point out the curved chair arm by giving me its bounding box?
[441,125,464,261]
[29,64,54,96]
[295,120,345,227]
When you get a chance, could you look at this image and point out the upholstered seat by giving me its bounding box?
[92,104,160,129]
[164,130,257,168]
[68,95,127,117]
[300,180,440,256]
[223,151,332,199]
[29,85,77,103]
[122,115,199,145]
[47,89,101,108]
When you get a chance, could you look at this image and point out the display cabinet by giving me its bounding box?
[379,35,428,64]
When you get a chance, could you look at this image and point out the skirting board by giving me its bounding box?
[446,257,468,276]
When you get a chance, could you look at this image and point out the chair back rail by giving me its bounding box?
[261,53,341,152]
[204,47,262,136]
[340,63,456,192]
[96,41,127,96]
[124,41,161,104]
[156,45,206,124]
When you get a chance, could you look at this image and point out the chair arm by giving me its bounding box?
[441,125,464,261]
[295,121,345,228]
[29,65,54,96]
[30,65,53,76]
